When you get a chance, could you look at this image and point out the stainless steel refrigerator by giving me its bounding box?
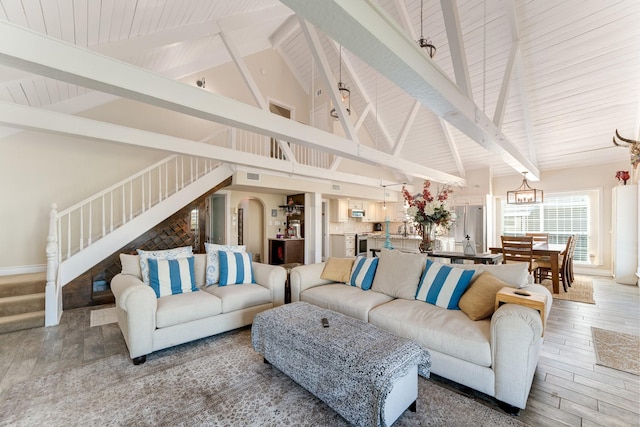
[449,205,486,253]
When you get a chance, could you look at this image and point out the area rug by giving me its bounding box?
[540,275,595,304]
[0,328,526,427]
[89,306,117,327]
[592,327,640,376]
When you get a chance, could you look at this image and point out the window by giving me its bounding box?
[501,191,597,264]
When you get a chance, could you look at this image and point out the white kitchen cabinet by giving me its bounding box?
[452,194,487,206]
[331,234,356,257]
[348,200,363,210]
[612,185,638,285]
[330,199,349,222]
[363,201,379,222]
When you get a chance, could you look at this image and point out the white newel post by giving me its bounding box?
[45,203,61,326]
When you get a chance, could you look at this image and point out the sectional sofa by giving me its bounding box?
[290,248,552,412]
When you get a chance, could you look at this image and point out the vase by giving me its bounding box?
[419,223,436,253]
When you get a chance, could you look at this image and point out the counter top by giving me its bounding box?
[269,237,304,241]
[368,234,422,240]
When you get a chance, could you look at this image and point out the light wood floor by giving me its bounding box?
[0,276,638,426]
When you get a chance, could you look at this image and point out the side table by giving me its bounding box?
[495,287,548,335]
[280,262,302,304]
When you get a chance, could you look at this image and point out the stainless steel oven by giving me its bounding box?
[355,233,370,256]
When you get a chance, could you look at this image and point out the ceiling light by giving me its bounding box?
[507,172,544,204]
[417,0,436,58]
[330,45,351,120]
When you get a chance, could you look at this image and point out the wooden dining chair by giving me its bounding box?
[536,235,573,292]
[525,233,549,245]
[565,234,578,286]
[500,235,538,277]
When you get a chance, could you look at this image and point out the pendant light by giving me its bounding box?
[507,172,544,204]
[330,45,351,119]
[417,0,436,58]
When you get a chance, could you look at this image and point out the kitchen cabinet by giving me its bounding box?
[330,199,349,222]
[269,238,304,265]
[331,234,355,258]
[348,200,363,210]
[362,201,379,222]
[451,194,486,206]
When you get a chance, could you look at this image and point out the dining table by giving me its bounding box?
[489,243,565,293]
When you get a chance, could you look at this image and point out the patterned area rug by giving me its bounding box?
[540,275,595,304]
[89,306,118,327]
[592,327,640,376]
[0,327,526,427]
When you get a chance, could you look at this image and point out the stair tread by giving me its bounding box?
[0,272,46,286]
[0,310,45,334]
[0,293,46,304]
[0,310,45,322]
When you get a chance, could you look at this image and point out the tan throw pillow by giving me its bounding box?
[459,271,512,320]
[119,254,142,280]
[371,249,427,299]
[320,257,355,283]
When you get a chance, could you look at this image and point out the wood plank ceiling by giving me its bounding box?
[0,0,638,184]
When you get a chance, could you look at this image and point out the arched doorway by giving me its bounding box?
[238,198,265,263]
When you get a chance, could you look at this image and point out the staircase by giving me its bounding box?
[0,272,46,334]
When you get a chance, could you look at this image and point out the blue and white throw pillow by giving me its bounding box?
[137,246,193,286]
[415,259,475,309]
[204,243,247,285]
[349,256,378,290]
[147,257,198,298]
[218,251,255,286]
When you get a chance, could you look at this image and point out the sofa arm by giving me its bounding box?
[252,263,286,307]
[111,273,157,359]
[490,303,544,409]
[289,263,334,302]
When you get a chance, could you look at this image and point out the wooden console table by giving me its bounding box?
[495,287,547,335]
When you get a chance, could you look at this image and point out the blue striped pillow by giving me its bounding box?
[349,256,378,290]
[218,251,255,286]
[415,259,475,309]
[147,257,198,298]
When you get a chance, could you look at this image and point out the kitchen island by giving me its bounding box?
[367,234,422,254]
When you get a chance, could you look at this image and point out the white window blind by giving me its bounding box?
[501,193,591,263]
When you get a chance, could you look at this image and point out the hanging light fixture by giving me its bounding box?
[417,0,436,58]
[507,172,544,204]
[330,45,351,119]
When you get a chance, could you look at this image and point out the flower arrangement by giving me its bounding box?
[615,170,630,185]
[402,181,455,232]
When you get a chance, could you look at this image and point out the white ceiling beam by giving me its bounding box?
[392,100,420,156]
[0,101,392,188]
[281,0,539,180]
[297,18,358,142]
[0,20,463,184]
[493,41,519,128]
[354,103,372,131]
[218,23,297,163]
[269,14,299,48]
[439,118,465,177]
[440,0,473,99]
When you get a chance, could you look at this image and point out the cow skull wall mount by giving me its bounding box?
[613,129,640,169]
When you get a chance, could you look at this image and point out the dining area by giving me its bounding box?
[489,233,578,294]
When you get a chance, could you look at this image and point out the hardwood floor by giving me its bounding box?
[0,276,638,426]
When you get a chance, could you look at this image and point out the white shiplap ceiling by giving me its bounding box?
[0,0,639,185]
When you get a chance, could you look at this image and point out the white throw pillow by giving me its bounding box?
[204,243,247,285]
[480,263,530,288]
[137,246,193,286]
[370,248,427,299]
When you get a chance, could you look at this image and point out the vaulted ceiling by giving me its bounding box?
[1,0,639,187]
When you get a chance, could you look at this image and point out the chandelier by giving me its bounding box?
[417,0,436,58]
[507,172,544,204]
[330,45,351,119]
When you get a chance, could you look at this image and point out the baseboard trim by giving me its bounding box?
[0,264,47,276]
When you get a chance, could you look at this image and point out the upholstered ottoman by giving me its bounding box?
[252,302,431,427]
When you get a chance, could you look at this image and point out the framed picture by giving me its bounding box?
[271,209,278,217]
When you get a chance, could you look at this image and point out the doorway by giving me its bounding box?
[239,198,265,263]
[209,194,226,244]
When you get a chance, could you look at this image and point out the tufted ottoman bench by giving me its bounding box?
[252,302,431,427]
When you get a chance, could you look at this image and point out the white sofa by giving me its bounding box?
[111,253,286,364]
[290,249,552,412]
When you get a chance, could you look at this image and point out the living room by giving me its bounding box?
[0,1,639,425]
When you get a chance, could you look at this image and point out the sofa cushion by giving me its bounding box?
[148,257,198,298]
[137,246,193,286]
[300,284,394,322]
[203,283,272,313]
[156,291,222,328]
[320,257,354,283]
[476,263,530,288]
[459,272,511,320]
[416,260,474,309]
[349,256,378,290]
[371,249,427,299]
[369,298,492,367]
[204,243,246,285]
[218,251,255,286]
